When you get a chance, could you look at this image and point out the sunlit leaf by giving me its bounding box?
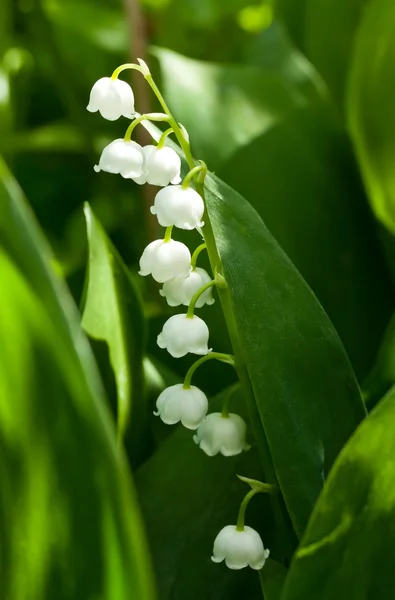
[281,385,395,600]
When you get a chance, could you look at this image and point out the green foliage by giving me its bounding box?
[82,203,148,461]
[347,0,395,234]
[204,173,366,538]
[275,0,369,108]
[281,384,395,600]
[136,388,265,600]
[0,160,155,599]
[3,0,395,598]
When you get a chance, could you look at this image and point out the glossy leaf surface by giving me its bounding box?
[281,385,395,600]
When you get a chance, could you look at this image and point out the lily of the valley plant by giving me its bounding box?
[86,59,274,575]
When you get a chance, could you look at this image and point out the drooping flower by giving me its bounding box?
[193,412,250,456]
[160,267,215,308]
[94,139,144,178]
[150,185,204,230]
[138,239,191,283]
[87,77,135,121]
[133,145,181,186]
[211,525,269,570]
[157,314,211,358]
[154,384,208,429]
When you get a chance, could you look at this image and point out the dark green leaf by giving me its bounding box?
[0,159,156,599]
[204,173,366,538]
[275,0,369,108]
[347,0,395,234]
[136,388,267,600]
[218,105,394,380]
[281,385,395,600]
[259,559,287,600]
[153,46,324,169]
[82,203,147,453]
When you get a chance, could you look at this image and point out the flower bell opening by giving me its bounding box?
[87,77,135,121]
[154,383,208,429]
[160,267,215,307]
[139,239,191,283]
[193,412,250,456]
[211,525,269,570]
[150,185,205,230]
[157,314,211,358]
[94,139,144,178]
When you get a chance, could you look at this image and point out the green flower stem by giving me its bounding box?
[111,63,146,79]
[124,113,170,141]
[157,127,174,148]
[186,280,216,318]
[115,64,296,555]
[182,162,207,189]
[190,243,207,269]
[221,383,240,417]
[144,74,196,168]
[183,353,235,389]
[164,226,173,243]
[236,489,257,531]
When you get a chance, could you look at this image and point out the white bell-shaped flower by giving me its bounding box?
[139,239,191,283]
[193,412,250,456]
[150,185,204,230]
[94,139,144,178]
[87,77,135,121]
[133,145,181,186]
[212,525,270,570]
[154,383,208,429]
[157,314,211,358]
[160,267,215,307]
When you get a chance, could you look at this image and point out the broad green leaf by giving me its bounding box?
[136,388,268,600]
[363,311,395,407]
[275,0,369,108]
[281,385,395,600]
[259,559,287,600]
[82,203,146,450]
[153,46,324,169]
[203,173,366,538]
[218,105,394,379]
[347,0,395,234]
[0,160,155,598]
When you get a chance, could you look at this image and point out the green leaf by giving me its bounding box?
[275,0,369,108]
[0,159,155,599]
[136,388,267,600]
[204,173,366,538]
[259,559,287,600]
[281,385,395,600]
[347,0,395,234]
[218,104,394,380]
[82,203,146,450]
[153,45,325,169]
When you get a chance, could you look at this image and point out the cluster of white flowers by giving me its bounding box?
[87,67,268,571]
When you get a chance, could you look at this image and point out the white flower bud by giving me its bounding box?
[87,77,135,121]
[193,412,250,456]
[133,145,181,187]
[154,383,208,429]
[160,268,215,307]
[94,139,144,179]
[157,314,211,358]
[138,239,191,283]
[150,185,204,230]
[211,525,270,570]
